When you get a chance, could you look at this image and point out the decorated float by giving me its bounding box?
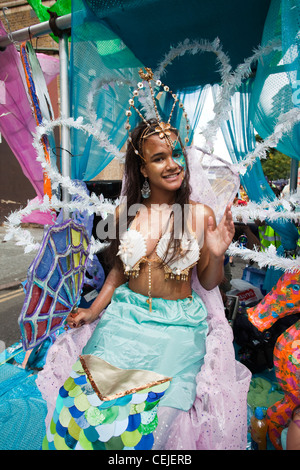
[0,0,299,450]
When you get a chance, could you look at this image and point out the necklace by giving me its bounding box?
[128,206,171,312]
[146,259,153,312]
[140,256,159,312]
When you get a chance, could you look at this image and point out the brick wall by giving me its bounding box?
[0,1,58,52]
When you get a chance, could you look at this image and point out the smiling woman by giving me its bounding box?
[38,69,250,451]
[146,141,183,189]
[140,132,185,196]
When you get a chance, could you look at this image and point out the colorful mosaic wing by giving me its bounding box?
[42,356,171,450]
[247,271,300,332]
[18,219,90,350]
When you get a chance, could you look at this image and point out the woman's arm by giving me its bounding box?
[66,264,126,328]
[286,407,300,450]
[197,204,235,291]
[286,419,300,450]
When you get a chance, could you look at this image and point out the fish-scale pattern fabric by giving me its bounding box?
[42,359,170,450]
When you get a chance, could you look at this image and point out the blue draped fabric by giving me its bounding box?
[249,0,300,160]
[211,79,275,203]
[212,78,298,253]
[70,0,209,181]
[70,0,143,181]
[177,85,211,143]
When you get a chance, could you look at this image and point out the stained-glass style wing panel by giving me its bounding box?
[19,219,90,350]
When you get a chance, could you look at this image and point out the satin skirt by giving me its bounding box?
[82,283,208,411]
[37,277,251,449]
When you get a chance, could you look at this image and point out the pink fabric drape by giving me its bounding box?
[36,148,252,449]
[0,20,59,225]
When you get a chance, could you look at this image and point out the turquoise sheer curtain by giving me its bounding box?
[70,0,209,181]
[177,85,211,144]
[248,0,299,251]
[282,0,300,101]
[70,0,142,181]
[212,77,298,252]
[211,79,275,203]
[249,0,300,161]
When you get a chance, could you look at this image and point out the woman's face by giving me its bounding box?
[140,131,186,193]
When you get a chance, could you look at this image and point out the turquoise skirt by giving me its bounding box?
[83,283,208,411]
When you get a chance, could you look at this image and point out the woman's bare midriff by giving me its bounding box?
[126,205,198,300]
[128,261,193,300]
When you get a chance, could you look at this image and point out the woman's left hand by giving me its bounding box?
[206,204,235,258]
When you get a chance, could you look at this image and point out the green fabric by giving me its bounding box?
[27,0,71,41]
[247,377,284,412]
[28,0,71,20]
[258,225,282,249]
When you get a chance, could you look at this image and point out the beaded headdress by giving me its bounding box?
[125,67,190,161]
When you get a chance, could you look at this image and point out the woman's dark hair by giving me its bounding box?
[104,119,191,270]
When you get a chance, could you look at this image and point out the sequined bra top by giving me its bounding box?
[117,227,202,281]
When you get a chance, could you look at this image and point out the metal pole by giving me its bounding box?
[0,13,72,49]
[59,31,71,219]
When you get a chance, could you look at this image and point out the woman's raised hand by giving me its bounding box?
[206,204,235,258]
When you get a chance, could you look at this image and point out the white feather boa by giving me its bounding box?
[4,36,300,272]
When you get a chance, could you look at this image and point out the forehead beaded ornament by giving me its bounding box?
[125,67,191,161]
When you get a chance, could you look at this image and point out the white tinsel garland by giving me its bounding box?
[4,37,300,274]
[155,36,281,151]
[155,37,232,86]
[35,116,124,164]
[3,192,117,254]
[227,242,300,273]
[86,76,136,125]
[32,117,124,208]
[4,115,121,253]
[231,198,300,224]
[203,38,281,151]
[234,108,300,175]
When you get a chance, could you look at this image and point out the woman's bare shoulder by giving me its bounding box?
[189,200,215,218]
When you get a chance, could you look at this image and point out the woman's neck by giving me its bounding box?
[144,188,176,207]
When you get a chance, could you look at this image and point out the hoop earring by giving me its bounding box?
[141,178,151,199]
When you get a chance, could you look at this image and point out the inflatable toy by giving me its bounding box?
[248,271,300,449]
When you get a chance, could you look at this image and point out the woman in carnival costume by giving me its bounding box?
[37,69,251,450]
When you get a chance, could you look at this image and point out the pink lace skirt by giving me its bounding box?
[36,274,251,450]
